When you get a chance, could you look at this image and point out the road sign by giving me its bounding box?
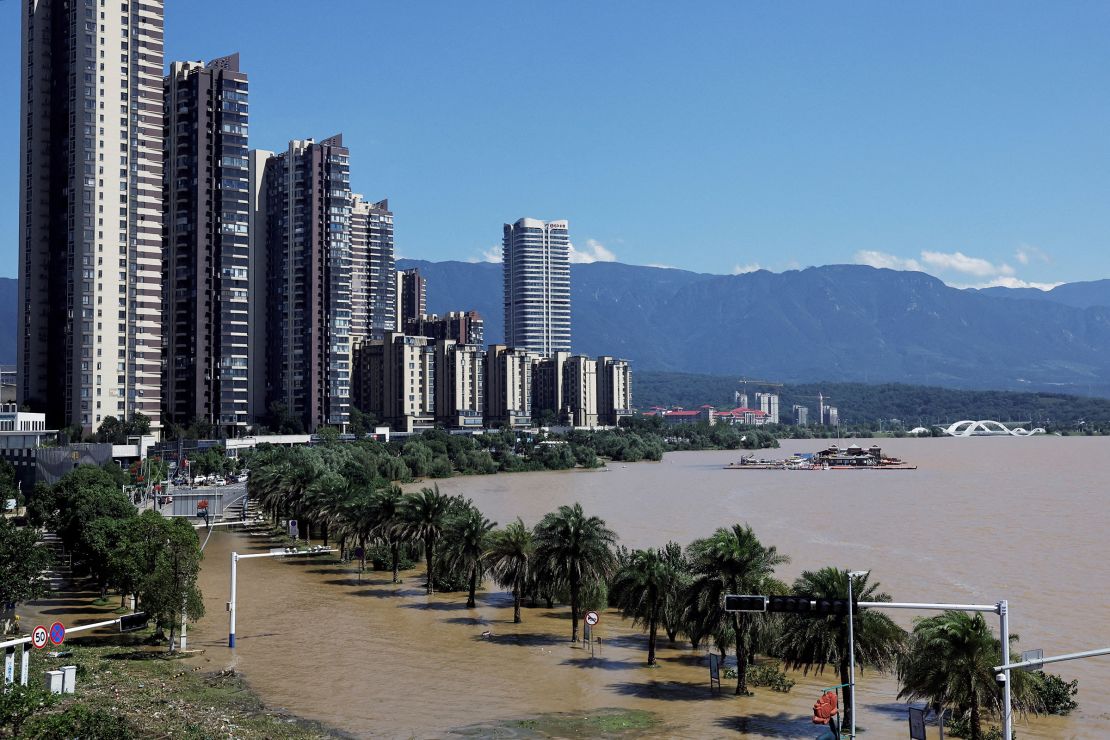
[1021,649,1044,672]
[288,519,298,539]
[32,625,49,649]
[119,612,148,633]
[584,610,599,626]
[48,621,65,645]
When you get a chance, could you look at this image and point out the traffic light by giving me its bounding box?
[814,598,857,616]
[119,612,148,632]
[723,595,767,612]
[767,595,813,614]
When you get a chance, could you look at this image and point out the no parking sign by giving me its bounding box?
[49,621,66,645]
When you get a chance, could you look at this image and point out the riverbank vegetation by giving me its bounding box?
[243,446,1078,738]
[10,466,204,649]
[636,372,1110,431]
[0,640,333,739]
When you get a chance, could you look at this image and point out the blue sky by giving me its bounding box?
[2,1,1108,287]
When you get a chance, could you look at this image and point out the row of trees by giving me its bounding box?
[246,446,1073,739]
[14,466,204,651]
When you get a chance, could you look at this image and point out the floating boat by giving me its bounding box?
[724,444,916,470]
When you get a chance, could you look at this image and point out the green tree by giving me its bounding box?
[485,518,535,623]
[138,518,205,653]
[611,546,682,665]
[444,504,496,607]
[685,524,788,695]
[0,518,52,634]
[897,611,1040,740]
[778,568,905,731]
[0,684,58,738]
[372,485,407,582]
[397,486,452,594]
[533,502,617,641]
[108,511,165,609]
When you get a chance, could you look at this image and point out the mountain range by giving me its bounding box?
[4,263,1110,396]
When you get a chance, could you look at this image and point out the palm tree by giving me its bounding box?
[777,568,906,732]
[659,541,691,645]
[685,524,789,695]
[397,486,452,594]
[444,504,496,607]
[485,519,534,623]
[372,485,406,583]
[897,611,1040,740]
[610,546,682,665]
[533,502,617,641]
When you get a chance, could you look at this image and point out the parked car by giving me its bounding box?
[214,476,226,486]
[237,473,249,483]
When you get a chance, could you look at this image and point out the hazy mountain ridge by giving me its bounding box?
[4,265,1110,396]
[399,260,1110,396]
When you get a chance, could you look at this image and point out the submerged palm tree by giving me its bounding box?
[777,568,905,732]
[445,504,496,608]
[897,611,1040,740]
[611,546,683,665]
[372,485,406,582]
[533,503,617,641]
[397,486,452,594]
[485,519,535,623]
[685,524,789,695]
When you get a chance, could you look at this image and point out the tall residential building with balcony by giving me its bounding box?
[597,356,633,426]
[395,267,426,330]
[563,355,599,427]
[352,333,435,432]
[405,310,485,346]
[486,345,537,429]
[18,0,166,435]
[532,351,568,424]
[434,340,485,429]
[503,218,571,356]
[256,136,352,432]
[350,195,395,341]
[163,54,249,435]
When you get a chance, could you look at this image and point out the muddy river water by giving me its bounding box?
[181,437,1109,738]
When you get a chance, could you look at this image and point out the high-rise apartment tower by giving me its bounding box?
[256,136,352,432]
[18,0,166,434]
[350,195,395,341]
[163,54,250,434]
[502,218,571,356]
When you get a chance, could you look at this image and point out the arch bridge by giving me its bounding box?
[939,420,1045,437]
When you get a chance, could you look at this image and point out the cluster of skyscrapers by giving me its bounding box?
[15,2,631,437]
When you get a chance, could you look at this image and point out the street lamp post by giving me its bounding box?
[846,570,870,739]
[228,547,335,648]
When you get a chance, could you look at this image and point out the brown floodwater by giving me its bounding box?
[182,437,1110,738]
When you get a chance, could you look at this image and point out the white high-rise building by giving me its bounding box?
[18,0,166,435]
[755,392,780,425]
[503,218,571,356]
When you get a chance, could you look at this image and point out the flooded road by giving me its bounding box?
[185,437,1110,737]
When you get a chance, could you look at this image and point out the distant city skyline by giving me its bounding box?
[2,1,1108,288]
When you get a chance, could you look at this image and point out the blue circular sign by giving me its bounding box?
[49,621,66,645]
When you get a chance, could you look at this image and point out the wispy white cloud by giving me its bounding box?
[1014,244,1050,266]
[920,250,1013,277]
[568,238,616,264]
[478,246,502,263]
[731,262,762,275]
[955,276,1062,291]
[853,250,922,272]
[647,263,677,269]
